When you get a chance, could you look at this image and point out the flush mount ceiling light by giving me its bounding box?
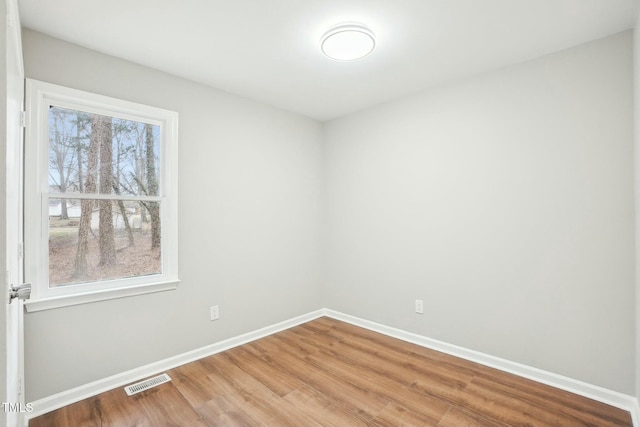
[321,24,376,61]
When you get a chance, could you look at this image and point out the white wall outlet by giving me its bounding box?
[415,299,424,314]
[210,305,220,321]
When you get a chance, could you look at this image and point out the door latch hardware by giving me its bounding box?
[9,283,31,303]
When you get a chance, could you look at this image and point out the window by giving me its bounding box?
[25,80,179,311]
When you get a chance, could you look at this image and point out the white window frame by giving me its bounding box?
[24,79,179,312]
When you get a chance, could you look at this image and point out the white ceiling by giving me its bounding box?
[18,0,639,121]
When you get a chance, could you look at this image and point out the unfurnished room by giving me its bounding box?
[1,0,640,426]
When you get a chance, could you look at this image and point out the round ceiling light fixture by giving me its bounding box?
[321,23,375,61]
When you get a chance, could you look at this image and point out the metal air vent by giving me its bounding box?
[124,373,171,396]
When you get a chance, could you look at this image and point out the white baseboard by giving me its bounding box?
[25,309,325,422]
[26,308,639,427]
[324,309,638,424]
[631,399,640,427]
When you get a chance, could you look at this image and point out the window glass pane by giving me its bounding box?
[48,106,160,197]
[49,198,162,287]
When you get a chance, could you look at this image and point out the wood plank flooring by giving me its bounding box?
[29,317,632,427]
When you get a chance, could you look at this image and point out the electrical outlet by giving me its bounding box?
[210,305,220,321]
[415,299,424,314]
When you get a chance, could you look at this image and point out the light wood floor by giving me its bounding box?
[29,317,632,427]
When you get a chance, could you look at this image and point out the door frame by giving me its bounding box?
[5,0,26,425]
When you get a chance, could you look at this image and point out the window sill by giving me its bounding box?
[24,280,179,312]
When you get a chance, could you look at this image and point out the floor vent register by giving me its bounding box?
[124,373,171,396]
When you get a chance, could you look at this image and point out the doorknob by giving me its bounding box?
[9,283,31,303]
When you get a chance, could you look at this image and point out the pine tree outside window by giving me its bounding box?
[25,80,179,311]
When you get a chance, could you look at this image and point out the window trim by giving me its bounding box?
[24,79,179,312]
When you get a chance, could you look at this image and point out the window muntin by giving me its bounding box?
[25,80,178,310]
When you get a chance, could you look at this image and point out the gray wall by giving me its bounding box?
[324,32,635,394]
[22,29,324,401]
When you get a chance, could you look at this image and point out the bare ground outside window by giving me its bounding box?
[49,217,161,287]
